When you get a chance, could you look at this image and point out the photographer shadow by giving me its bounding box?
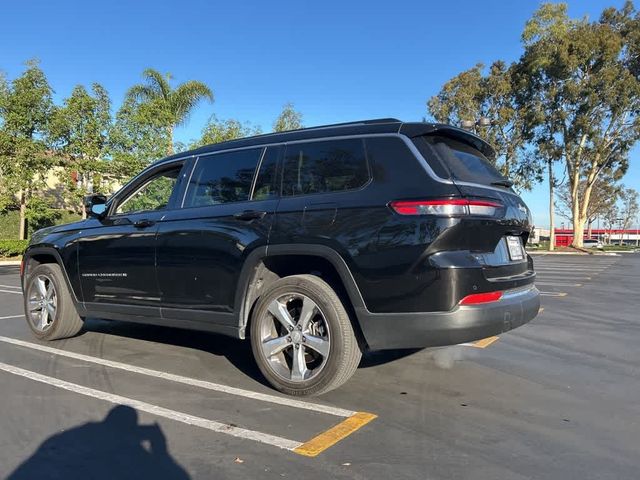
[8,405,190,480]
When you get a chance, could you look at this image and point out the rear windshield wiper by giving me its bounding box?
[491,180,513,188]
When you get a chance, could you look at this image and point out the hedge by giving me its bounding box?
[0,239,29,258]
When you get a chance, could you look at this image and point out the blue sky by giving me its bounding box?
[1,0,638,227]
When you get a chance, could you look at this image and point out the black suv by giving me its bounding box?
[21,119,539,395]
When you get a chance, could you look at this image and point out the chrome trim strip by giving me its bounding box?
[501,285,538,300]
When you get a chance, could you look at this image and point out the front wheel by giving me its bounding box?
[250,275,362,396]
[24,263,83,340]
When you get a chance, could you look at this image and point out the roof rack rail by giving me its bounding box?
[305,118,401,130]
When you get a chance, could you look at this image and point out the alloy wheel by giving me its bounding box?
[27,275,57,332]
[258,293,331,383]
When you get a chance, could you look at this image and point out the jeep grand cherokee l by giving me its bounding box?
[21,119,540,396]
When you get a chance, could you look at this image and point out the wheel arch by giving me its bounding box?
[22,246,81,304]
[235,245,368,344]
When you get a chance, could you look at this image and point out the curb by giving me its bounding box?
[0,260,21,266]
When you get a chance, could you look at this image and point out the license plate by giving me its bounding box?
[506,236,524,261]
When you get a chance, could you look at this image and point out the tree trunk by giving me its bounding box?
[167,125,174,156]
[19,191,27,240]
[548,159,555,251]
[573,215,587,249]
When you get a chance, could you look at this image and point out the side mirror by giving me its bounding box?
[84,194,108,218]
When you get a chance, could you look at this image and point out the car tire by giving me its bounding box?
[23,263,84,340]
[250,274,362,396]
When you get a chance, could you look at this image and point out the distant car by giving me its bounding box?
[583,239,603,248]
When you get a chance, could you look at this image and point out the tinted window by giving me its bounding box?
[415,135,506,185]
[252,147,279,201]
[115,166,182,215]
[282,139,369,196]
[184,149,262,206]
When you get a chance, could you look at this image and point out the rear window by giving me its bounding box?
[282,139,369,196]
[413,135,506,185]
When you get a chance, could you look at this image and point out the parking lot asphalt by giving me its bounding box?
[1,253,639,480]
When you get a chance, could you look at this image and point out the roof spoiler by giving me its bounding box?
[399,123,496,159]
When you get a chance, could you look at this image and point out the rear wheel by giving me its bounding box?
[250,274,361,396]
[24,263,83,340]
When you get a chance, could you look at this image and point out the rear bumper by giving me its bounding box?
[356,285,540,350]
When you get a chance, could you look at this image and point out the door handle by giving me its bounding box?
[233,210,267,221]
[133,219,155,228]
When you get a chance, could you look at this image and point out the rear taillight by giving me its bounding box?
[459,291,503,305]
[389,198,502,217]
[20,258,25,277]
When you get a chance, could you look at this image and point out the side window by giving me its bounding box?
[115,166,182,215]
[252,147,279,201]
[184,148,261,207]
[282,139,369,196]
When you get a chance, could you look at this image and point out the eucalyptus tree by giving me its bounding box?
[0,60,54,239]
[427,61,540,191]
[618,187,639,245]
[273,103,303,132]
[518,2,640,248]
[126,68,213,155]
[555,172,622,237]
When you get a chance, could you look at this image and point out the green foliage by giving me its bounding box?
[273,103,303,132]
[108,96,170,181]
[24,196,62,236]
[126,68,213,155]
[0,239,28,257]
[0,60,55,239]
[427,61,542,190]
[194,115,262,148]
[49,83,112,213]
[0,60,54,191]
[0,209,19,239]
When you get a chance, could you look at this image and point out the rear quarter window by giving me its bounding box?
[413,135,505,185]
[281,139,369,196]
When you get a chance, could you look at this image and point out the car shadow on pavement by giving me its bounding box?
[81,318,423,386]
[360,348,424,368]
[82,317,271,388]
[7,405,190,480]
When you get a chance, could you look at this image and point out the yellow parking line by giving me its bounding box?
[293,411,377,457]
[469,336,500,349]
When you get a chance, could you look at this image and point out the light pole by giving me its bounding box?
[461,117,491,133]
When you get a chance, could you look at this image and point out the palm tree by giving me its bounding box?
[126,68,213,155]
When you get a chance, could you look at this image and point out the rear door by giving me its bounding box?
[271,137,371,245]
[155,146,280,326]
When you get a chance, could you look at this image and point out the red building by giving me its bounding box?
[554,228,640,247]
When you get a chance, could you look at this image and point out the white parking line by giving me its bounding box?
[0,314,24,320]
[0,361,301,452]
[539,291,568,297]
[0,335,355,418]
[0,289,22,295]
[537,275,591,282]
[0,284,21,290]
[536,282,582,287]
[534,266,606,272]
